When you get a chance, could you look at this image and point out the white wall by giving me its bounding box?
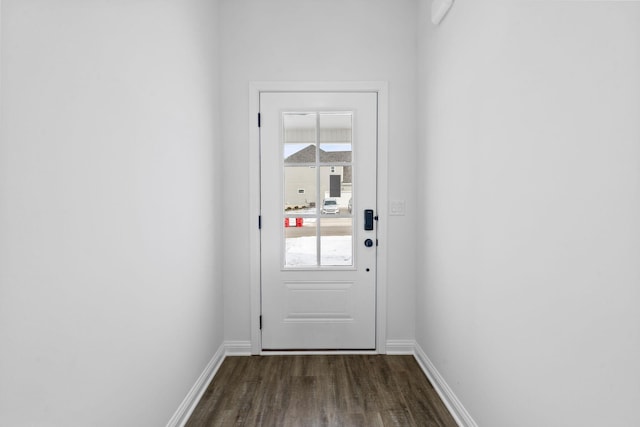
[219,0,419,345]
[0,1,223,426]
[417,1,640,426]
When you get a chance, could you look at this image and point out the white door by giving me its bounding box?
[260,92,378,350]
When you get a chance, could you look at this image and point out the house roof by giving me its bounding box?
[284,145,352,163]
[285,145,352,183]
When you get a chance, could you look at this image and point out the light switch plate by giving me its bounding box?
[390,200,406,216]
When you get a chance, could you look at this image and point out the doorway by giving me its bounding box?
[260,92,377,350]
[249,82,389,354]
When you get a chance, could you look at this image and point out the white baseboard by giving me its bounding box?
[413,342,478,427]
[385,339,416,354]
[165,340,251,426]
[166,344,226,427]
[224,340,252,356]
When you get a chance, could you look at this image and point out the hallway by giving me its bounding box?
[1,1,640,426]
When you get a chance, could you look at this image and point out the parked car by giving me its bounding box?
[321,198,339,214]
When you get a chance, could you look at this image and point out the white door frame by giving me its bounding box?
[248,81,389,355]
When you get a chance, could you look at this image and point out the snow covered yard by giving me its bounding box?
[285,236,352,266]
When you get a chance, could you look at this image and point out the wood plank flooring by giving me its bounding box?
[185,355,457,427]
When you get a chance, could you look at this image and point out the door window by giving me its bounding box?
[282,112,354,268]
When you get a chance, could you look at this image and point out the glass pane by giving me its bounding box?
[320,166,350,213]
[320,217,353,266]
[282,111,355,269]
[284,216,317,267]
[284,113,317,163]
[284,166,316,213]
[320,113,352,163]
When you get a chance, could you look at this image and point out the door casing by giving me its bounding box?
[249,81,389,354]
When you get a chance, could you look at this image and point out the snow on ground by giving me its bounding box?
[285,236,352,266]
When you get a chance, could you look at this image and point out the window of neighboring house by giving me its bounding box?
[298,189,305,194]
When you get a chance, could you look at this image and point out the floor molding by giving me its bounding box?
[413,342,478,427]
[385,339,416,354]
[224,340,252,356]
[166,344,226,427]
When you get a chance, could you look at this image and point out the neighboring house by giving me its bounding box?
[284,145,352,210]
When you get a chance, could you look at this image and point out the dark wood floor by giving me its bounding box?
[185,355,457,427]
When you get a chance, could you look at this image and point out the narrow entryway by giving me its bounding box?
[259,92,379,351]
[185,355,458,426]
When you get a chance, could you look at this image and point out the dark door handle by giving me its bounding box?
[364,239,374,247]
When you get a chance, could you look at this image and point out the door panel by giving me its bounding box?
[260,92,377,350]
